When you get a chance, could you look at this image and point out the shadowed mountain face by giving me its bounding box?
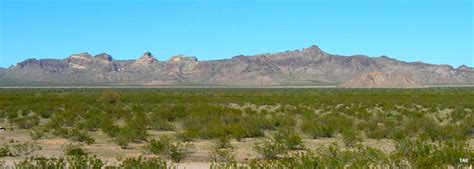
[0,45,473,86]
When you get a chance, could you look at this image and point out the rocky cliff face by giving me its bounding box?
[1,45,473,86]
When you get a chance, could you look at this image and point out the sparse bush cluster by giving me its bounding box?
[14,155,170,169]
[0,141,41,157]
[216,138,474,168]
[0,88,473,167]
[148,136,194,162]
[253,128,304,159]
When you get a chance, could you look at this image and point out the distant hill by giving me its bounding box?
[339,71,421,88]
[1,45,473,87]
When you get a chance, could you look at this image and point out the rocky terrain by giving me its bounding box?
[0,45,473,86]
[339,71,421,88]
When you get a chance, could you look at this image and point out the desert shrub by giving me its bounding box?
[123,112,149,141]
[149,119,175,131]
[176,129,199,142]
[29,127,48,140]
[357,115,396,140]
[210,146,236,163]
[215,135,232,149]
[253,137,287,159]
[348,145,390,167]
[78,111,109,131]
[341,129,363,148]
[0,147,10,157]
[317,143,388,167]
[402,115,439,138]
[148,136,194,162]
[69,129,95,144]
[391,136,474,168]
[67,155,104,169]
[226,124,246,141]
[301,122,334,138]
[429,124,469,141]
[99,90,121,104]
[156,104,187,122]
[12,114,40,129]
[15,155,102,168]
[292,113,358,149]
[273,128,304,150]
[450,106,468,123]
[216,143,389,168]
[101,122,120,138]
[149,136,172,154]
[6,110,18,119]
[120,156,170,169]
[105,120,149,148]
[64,144,89,156]
[268,114,296,129]
[431,140,474,168]
[15,156,66,168]
[210,136,235,163]
[46,127,95,144]
[114,135,132,149]
[2,141,42,157]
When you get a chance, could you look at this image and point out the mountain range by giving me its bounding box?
[0,45,473,87]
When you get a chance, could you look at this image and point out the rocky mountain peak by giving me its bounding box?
[457,64,472,70]
[94,53,113,61]
[67,52,94,62]
[70,52,93,58]
[169,55,198,62]
[2,45,473,86]
[16,59,40,68]
[141,52,154,59]
[133,52,157,65]
[304,45,323,53]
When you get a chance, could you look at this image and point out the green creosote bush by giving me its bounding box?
[210,135,235,163]
[0,147,10,157]
[273,128,304,150]
[29,127,48,140]
[391,136,474,168]
[210,146,236,163]
[69,129,95,144]
[64,144,89,156]
[215,135,232,149]
[104,120,149,149]
[0,141,42,157]
[253,136,287,159]
[12,114,40,129]
[217,142,390,168]
[15,155,104,169]
[301,113,343,139]
[99,90,121,104]
[119,156,171,169]
[176,130,199,142]
[15,156,66,168]
[67,155,104,169]
[341,129,363,148]
[148,136,194,162]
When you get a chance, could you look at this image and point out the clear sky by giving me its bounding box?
[0,0,472,68]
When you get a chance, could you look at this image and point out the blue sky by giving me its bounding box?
[0,0,472,68]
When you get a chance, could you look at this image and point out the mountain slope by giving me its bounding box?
[339,71,421,88]
[1,45,473,86]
